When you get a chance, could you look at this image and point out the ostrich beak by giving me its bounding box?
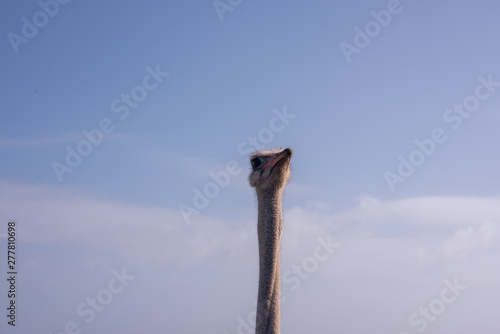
[263,148,293,170]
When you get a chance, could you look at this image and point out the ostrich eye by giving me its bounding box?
[251,158,262,169]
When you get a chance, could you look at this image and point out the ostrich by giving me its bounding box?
[248,147,293,334]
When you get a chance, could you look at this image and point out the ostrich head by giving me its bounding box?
[248,148,293,191]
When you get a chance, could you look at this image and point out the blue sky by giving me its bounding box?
[1,0,500,333]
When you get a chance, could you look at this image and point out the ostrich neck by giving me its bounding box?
[255,188,283,334]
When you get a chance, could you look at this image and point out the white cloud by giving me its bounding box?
[0,179,256,267]
[441,221,497,257]
[0,132,144,149]
[2,180,500,333]
[0,134,84,149]
[338,195,500,227]
[2,180,499,269]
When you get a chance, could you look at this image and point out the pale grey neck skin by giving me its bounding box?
[255,188,283,334]
[248,148,292,334]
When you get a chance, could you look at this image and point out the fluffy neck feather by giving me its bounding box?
[255,188,283,334]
